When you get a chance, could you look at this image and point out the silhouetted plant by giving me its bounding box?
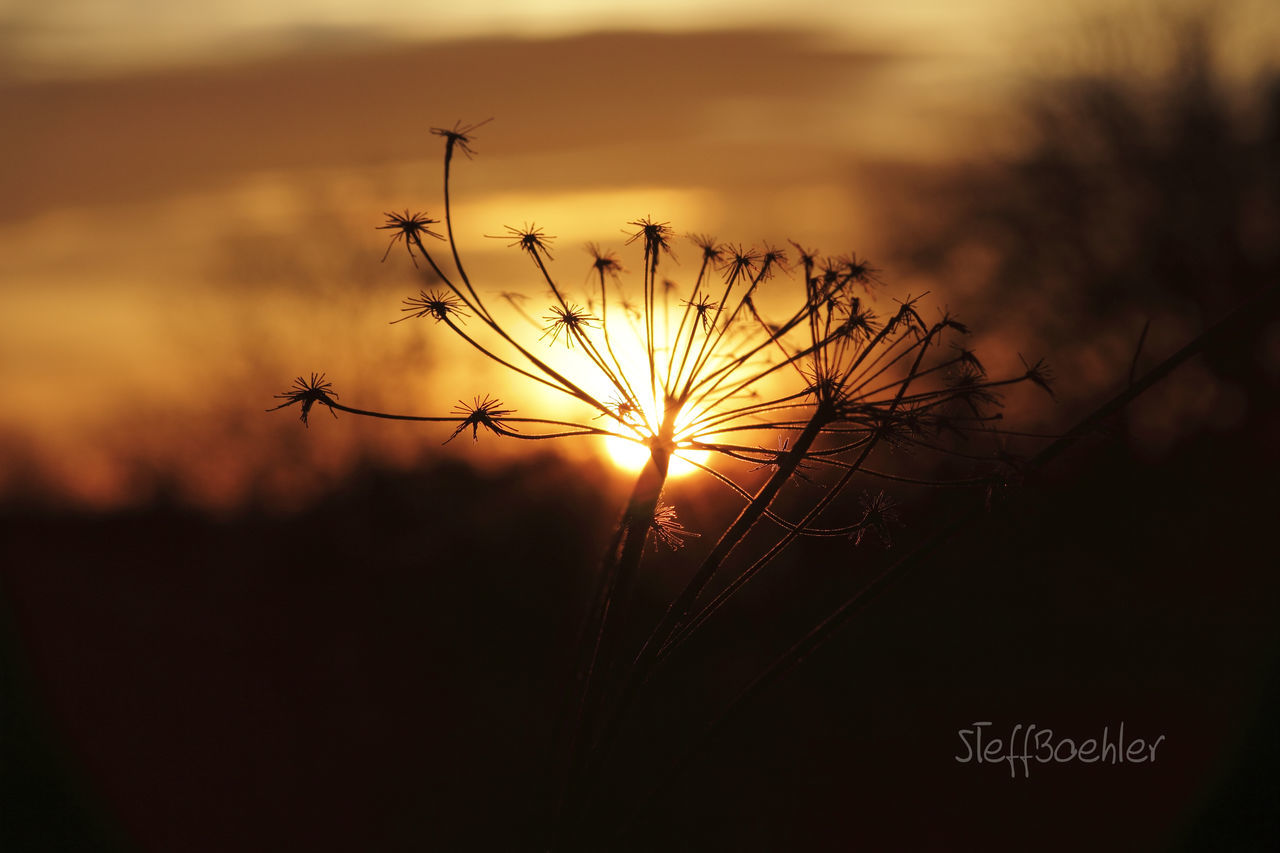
[269,121,1052,850]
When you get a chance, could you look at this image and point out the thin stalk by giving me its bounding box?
[567,397,842,844]
[665,256,711,385]
[594,267,646,415]
[412,236,614,416]
[615,283,1280,843]
[654,324,945,660]
[557,405,679,849]
[439,136,492,324]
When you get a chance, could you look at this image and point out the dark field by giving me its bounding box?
[4,408,1277,851]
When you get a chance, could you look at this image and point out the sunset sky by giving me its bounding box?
[3,1,1049,76]
[4,8,1279,853]
[2,0,1274,506]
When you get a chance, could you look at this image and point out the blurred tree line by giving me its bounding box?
[896,5,1279,413]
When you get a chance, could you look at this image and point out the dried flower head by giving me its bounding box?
[377,211,444,265]
[495,223,555,261]
[650,503,700,550]
[938,311,971,336]
[596,396,644,428]
[758,244,788,280]
[865,410,917,452]
[268,373,338,426]
[626,216,676,261]
[885,296,927,338]
[445,395,516,444]
[587,243,623,277]
[1020,355,1056,398]
[750,435,813,482]
[803,365,845,411]
[817,257,843,291]
[429,118,493,160]
[719,244,761,286]
[394,290,469,324]
[682,295,719,333]
[952,344,986,375]
[947,363,1003,414]
[840,300,880,340]
[841,252,883,288]
[853,490,900,548]
[689,233,724,263]
[540,305,599,348]
[789,240,819,271]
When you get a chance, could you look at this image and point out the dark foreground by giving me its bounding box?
[3,415,1278,852]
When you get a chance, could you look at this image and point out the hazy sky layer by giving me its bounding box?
[8,0,1272,81]
[3,0,1055,78]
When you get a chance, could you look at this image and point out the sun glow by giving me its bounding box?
[602,436,709,477]
[590,375,715,477]
[575,307,720,477]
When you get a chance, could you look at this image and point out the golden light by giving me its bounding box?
[601,436,709,477]
[593,358,714,477]
[572,308,717,477]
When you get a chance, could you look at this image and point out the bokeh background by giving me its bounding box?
[3,0,1279,850]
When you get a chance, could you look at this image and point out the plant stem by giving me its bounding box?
[555,406,678,849]
[613,282,1280,844]
[563,407,830,841]
[636,411,830,673]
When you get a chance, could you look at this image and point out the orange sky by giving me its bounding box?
[1,1,1055,78]
[1,1,1274,507]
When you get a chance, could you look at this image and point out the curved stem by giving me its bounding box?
[614,282,1280,844]
[557,404,678,848]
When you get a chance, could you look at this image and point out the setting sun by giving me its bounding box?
[5,3,1270,851]
[601,436,708,476]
